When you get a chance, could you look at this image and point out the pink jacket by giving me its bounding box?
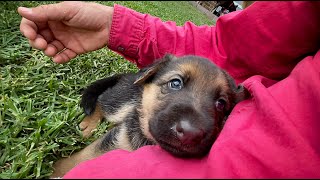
[64,1,320,178]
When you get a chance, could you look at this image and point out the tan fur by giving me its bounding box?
[79,105,103,138]
[114,124,134,151]
[106,102,136,123]
[179,62,231,110]
[79,102,136,138]
[178,63,205,111]
[138,83,159,142]
[242,1,255,9]
[50,138,104,178]
[179,62,199,79]
[51,117,134,178]
[179,61,224,93]
[157,70,182,83]
[216,71,230,94]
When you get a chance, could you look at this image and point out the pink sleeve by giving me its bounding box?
[63,1,320,178]
[107,4,223,68]
[108,2,320,83]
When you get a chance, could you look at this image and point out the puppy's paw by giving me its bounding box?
[79,116,101,138]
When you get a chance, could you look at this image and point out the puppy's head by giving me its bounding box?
[135,54,249,158]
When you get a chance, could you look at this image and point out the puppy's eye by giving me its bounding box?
[168,78,183,90]
[216,98,226,111]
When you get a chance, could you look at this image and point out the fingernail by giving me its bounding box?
[19,7,32,14]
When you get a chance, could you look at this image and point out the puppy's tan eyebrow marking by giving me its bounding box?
[158,70,182,81]
[178,62,232,99]
[178,63,199,77]
[215,72,230,93]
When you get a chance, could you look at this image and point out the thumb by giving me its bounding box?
[17,2,82,22]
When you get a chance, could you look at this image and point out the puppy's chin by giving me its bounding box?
[148,104,220,158]
[148,117,219,158]
[156,138,213,158]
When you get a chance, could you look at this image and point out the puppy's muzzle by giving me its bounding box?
[171,120,205,145]
[168,104,207,146]
[150,100,218,157]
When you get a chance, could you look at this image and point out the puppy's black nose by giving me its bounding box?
[174,121,205,145]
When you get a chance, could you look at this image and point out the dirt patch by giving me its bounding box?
[188,1,218,23]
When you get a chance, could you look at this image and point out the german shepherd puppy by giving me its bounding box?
[51,54,249,178]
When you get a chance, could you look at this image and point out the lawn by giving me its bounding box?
[0,1,214,178]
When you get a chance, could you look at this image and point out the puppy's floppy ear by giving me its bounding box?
[134,54,177,85]
[222,70,251,103]
[234,84,250,103]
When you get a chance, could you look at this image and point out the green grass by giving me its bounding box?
[0,1,214,178]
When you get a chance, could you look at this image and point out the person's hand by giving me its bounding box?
[18,1,114,63]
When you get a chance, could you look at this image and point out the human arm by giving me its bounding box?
[18,1,320,83]
[109,2,320,83]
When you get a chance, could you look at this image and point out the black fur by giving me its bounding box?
[80,74,123,115]
[80,54,250,158]
[99,125,121,151]
[97,74,142,115]
[125,109,154,150]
